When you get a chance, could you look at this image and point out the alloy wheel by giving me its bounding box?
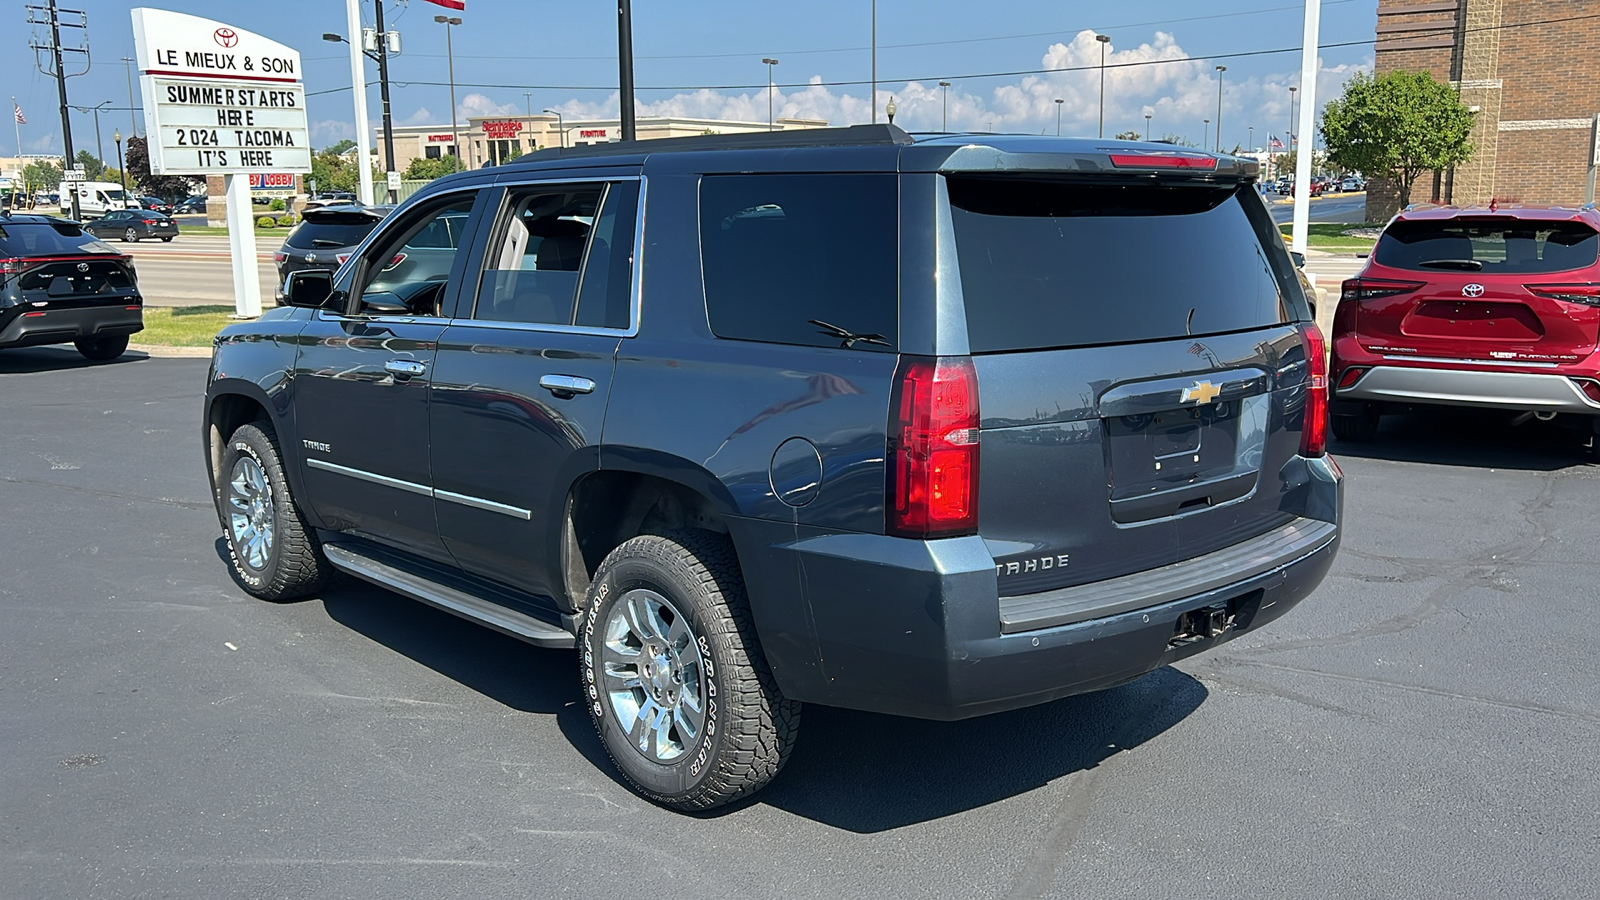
[227,456,275,571]
[600,588,707,763]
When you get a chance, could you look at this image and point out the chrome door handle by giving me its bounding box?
[384,360,427,378]
[539,374,595,395]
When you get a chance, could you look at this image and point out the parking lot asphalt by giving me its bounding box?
[2,348,1597,899]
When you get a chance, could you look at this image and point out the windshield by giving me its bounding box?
[105,189,129,202]
[1374,219,1600,274]
[948,178,1295,353]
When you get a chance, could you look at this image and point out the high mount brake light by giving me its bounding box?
[1301,324,1329,458]
[1107,152,1216,168]
[1341,277,1424,303]
[1526,283,1600,306]
[887,356,980,539]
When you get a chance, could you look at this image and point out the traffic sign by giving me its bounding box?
[63,166,87,182]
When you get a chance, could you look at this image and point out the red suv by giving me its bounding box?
[1330,204,1600,441]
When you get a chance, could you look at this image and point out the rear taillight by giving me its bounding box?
[1301,324,1328,457]
[1525,283,1600,307]
[1341,277,1424,303]
[381,252,407,271]
[1575,379,1600,404]
[141,217,160,224]
[0,257,21,275]
[336,252,352,265]
[273,251,287,263]
[1337,366,1366,389]
[887,356,980,539]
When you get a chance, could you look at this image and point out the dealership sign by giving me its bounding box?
[131,8,310,175]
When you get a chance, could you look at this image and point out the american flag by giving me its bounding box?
[12,102,24,125]
[422,0,464,9]
[1268,135,1283,150]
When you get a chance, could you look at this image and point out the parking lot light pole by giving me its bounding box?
[763,58,779,131]
[1054,98,1063,136]
[939,80,950,131]
[435,15,462,168]
[1144,112,1152,139]
[1095,34,1111,138]
[113,129,125,194]
[543,109,565,149]
[1214,65,1226,152]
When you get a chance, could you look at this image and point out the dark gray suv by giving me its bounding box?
[203,125,1342,810]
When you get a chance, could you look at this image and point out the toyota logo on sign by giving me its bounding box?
[1462,283,1485,298]
[214,28,239,48]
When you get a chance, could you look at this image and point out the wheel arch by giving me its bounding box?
[205,382,302,526]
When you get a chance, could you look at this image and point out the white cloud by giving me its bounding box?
[311,118,354,144]
[547,31,1370,150]
[24,133,58,153]
[458,93,519,119]
[399,106,436,126]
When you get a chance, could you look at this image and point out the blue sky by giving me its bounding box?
[5,0,1378,159]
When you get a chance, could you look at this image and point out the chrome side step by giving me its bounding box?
[323,544,575,649]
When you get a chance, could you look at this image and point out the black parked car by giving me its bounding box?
[84,209,179,243]
[173,196,207,216]
[138,196,174,214]
[0,213,142,360]
[206,126,1342,811]
[272,205,394,303]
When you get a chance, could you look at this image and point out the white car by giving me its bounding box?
[1340,177,1365,192]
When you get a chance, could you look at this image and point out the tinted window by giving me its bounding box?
[572,182,639,330]
[0,222,116,256]
[473,184,604,325]
[286,219,380,249]
[949,179,1291,353]
[1374,219,1600,274]
[700,174,898,352]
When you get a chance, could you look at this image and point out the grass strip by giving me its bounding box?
[136,305,235,347]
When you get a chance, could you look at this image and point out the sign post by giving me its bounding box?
[131,8,310,318]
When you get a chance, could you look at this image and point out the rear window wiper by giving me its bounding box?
[309,239,345,248]
[809,319,890,349]
[1417,258,1483,270]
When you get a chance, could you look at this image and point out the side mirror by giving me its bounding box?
[1289,251,1306,269]
[283,270,336,309]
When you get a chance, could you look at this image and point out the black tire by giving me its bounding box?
[160,236,173,242]
[73,335,128,361]
[123,227,139,243]
[581,530,800,810]
[1331,404,1381,442]
[217,422,331,601]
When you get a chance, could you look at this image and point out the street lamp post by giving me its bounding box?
[324,24,397,199]
[1144,112,1152,140]
[120,58,137,136]
[1054,98,1063,136]
[1203,118,1210,150]
[112,129,125,194]
[886,97,896,126]
[617,0,636,141]
[1288,85,1297,156]
[939,80,950,131]
[1214,65,1226,153]
[435,15,463,169]
[1095,34,1111,138]
[69,101,110,170]
[762,58,779,131]
[542,109,565,149]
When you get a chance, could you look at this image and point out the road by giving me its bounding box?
[1269,191,1369,225]
[2,350,1596,899]
[119,234,280,308]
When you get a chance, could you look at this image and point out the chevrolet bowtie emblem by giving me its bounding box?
[1181,380,1221,405]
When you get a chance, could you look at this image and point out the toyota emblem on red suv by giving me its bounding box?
[1462,283,1485,298]
[214,28,238,48]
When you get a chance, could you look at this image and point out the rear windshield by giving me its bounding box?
[285,219,379,250]
[1374,219,1599,274]
[948,179,1294,353]
[0,221,116,256]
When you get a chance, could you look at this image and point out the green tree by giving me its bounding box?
[322,138,357,157]
[1114,130,1143,141]
[403,155,463,181]
[125,136,203,198]
[1320,70,1474,209]
[74,150,105,182]
[21,160,61,194]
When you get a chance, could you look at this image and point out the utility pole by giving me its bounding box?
[120,56,136,135]
[871,0,877,124]
[27,0,88,221]
[617,0,636,141]
[374,0,396,200]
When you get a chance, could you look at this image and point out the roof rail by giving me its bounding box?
[520,123,913,163]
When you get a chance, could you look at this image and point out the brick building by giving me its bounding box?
[1371,0,1600,217]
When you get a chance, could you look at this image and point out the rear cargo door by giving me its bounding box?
[945,176,1313,595]
[1361,218,1600,365]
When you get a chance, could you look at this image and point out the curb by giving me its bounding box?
[130,343,213,359]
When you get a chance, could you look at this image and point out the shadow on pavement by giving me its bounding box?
[749,667,1207,832]
[0,345,150,374]
[1332,406,1595,472]
[306,560,1208,829]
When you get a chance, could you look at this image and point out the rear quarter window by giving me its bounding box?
[700,173,898,352]
[1374,219,1600,274]
[948,179,1295,353]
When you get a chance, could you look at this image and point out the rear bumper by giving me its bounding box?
[0,305,144,348]
[1337,364,1600,414]
[735,454,1343,721]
